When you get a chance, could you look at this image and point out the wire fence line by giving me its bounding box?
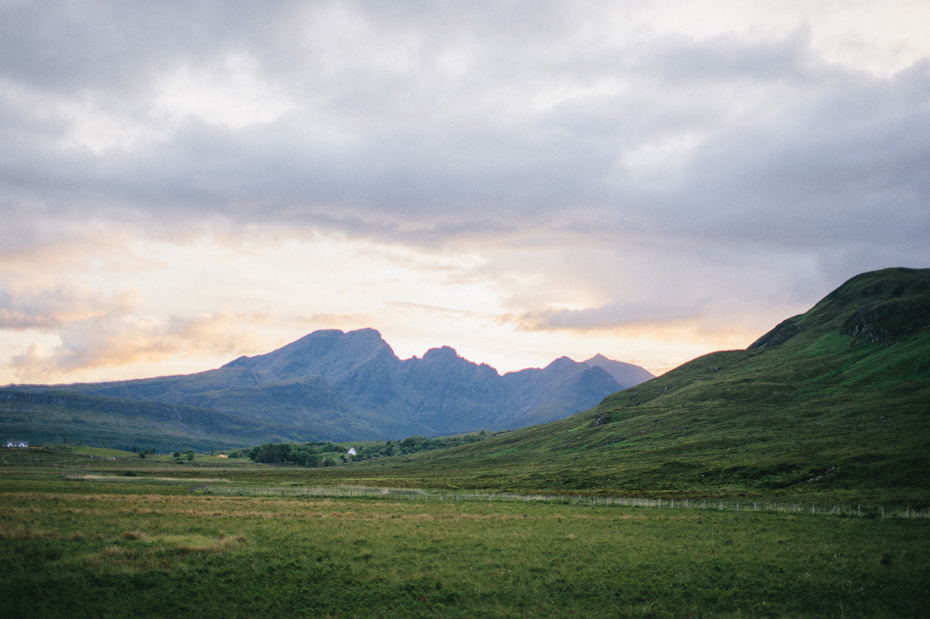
[197,484,927,519]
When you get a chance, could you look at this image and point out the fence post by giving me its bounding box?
[812,503,815,515]
[736,501,739,512]
[703,499,706,509]
[881,506,884,519]
[719,500,723,510]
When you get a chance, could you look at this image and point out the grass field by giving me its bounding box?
[2,453,929,618]
[45,445,137,458]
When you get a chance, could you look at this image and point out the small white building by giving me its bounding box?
[347,448,357,456]
[5,440,28,448]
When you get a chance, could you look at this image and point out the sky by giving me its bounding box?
[1,0,929,385]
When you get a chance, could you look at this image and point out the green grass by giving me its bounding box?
[2,460,929,618]
[48,445,137,458]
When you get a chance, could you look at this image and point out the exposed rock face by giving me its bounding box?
[841,300,930,343]
[751,268,930,349]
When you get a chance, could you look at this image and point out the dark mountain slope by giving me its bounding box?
[225,328,399,384]
[0,389,273,452]
[498,357,622,429]
[393,346,505,432]
[337,268,930,503]
[223,332,638,435]
[1,328,653,444]
[73,366,263,403]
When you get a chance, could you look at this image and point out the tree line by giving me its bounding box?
[247,432,495,467]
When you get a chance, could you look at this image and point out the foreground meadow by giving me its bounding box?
[1,462,928,618]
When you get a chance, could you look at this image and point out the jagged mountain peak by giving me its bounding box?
[224,327,400,383]
[421,345,460,360]
[544,356,582,371]
[583,354,656,388]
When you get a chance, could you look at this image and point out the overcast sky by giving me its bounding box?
[1,0,929,384]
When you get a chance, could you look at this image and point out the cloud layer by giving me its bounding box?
[1,1,929,382]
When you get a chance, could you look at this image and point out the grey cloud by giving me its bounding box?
[645,27,823,83]
[663,60,930,253]
[509,299,711,332]
[0,1,928,283]
[0,1,297,92]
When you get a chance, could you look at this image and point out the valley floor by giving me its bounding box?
[1,456,928,618]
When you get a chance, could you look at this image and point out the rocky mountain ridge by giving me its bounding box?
[1,329,654,445]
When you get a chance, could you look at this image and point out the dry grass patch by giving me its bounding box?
[142,532,247,555]
[88,531,248,566]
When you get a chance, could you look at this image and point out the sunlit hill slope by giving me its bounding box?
[339,268,930,504]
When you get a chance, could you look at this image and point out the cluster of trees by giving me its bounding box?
[246,432,495,467]
[248,442,343,467]
[348,432,492,460]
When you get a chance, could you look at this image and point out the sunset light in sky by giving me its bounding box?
[1,1,929,384]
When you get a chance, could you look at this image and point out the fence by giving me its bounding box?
[198,484,927,519]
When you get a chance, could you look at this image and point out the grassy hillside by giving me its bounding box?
[319,268,930,504]
[0,390,285,453]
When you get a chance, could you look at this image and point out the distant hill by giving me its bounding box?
[0,330,653,450]
[0,389,270,453]
[337,268,930,503]
[583,354,656,388]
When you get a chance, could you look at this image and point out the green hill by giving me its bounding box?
[335,268,930,504]
[0,390,288,452]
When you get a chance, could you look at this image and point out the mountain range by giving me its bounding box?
[0,330,653,449]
